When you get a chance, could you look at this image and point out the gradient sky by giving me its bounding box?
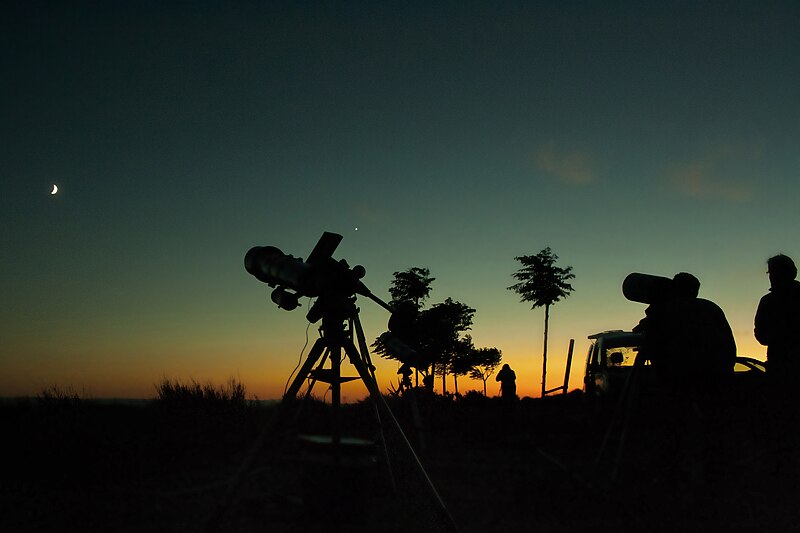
[2,1,799,400]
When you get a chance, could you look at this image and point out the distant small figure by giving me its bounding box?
[422,373,434,391]
[754,254,800,381]
[495,364,517,400]
[397,363,413,391]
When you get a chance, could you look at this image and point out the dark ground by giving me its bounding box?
[3,389,799,532]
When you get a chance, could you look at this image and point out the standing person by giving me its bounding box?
[635,272,736,395]
[495,364,517,400]
[754,254,800,476]
[633,272,736,484]
[754,254,800,381]
[397,363,413,392]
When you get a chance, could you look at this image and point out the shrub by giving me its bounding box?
[154,377,248,409]
[37,385,82,408]
[459,389,490,405]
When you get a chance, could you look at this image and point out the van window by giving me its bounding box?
[603,346,638,367]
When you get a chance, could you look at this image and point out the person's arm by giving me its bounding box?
[754,296,773,346]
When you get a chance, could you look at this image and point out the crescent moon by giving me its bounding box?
[50,184,58,195]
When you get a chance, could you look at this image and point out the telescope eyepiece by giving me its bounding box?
[271,287,301,311]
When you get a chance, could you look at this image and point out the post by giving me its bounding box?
[562,339,574,395]
[541,304,549,398]
[543,338,576,396]
[331,345,341,453]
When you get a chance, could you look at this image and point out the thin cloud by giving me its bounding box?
[534,142,596,185]
[671,145,760,202]
[353,204,388,224]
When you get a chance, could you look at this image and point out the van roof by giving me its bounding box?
[588,330,639,340]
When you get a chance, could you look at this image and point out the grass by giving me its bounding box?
[153,376,250,409]
[36,384,84,407]
[3,383,797,532]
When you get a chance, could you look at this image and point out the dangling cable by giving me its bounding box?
[283,298,315,396]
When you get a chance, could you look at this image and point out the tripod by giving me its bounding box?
[594,351,646,483]
[285,297,385,420]
[283,295,396,490]
[210,294,457,532]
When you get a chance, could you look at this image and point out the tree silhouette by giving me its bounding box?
[422,298,475,394]
[374,267,436,386]
[388,267,435,310]
[467,347,503,396]
[449,335,475,396]
[374,269,475,393]
[508,247,575,397]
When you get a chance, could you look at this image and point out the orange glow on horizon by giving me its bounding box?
[0,313,769,401]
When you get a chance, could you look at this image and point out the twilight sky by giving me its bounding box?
[2,1,799,399]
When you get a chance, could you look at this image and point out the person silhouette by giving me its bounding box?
[633,272,736,484]
[422,373,434,391]
[754,254,800,476]
[635,272,736,395]
[754,254,800,381]
[495,364,517,400]
[397,363,413,392]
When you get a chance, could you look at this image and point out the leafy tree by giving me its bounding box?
[388,267,435,310]
[422,298,475,394]
[468,347,503,396]
[450,335,475,395]
[374,267,436,385]
[508,247,575,397]
[373,268,475,394]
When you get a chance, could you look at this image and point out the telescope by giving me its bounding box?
[622,272,673,304]
[245,231,390,320]
[228,232,456,532]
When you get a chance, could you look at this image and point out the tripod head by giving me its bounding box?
[245,231,392,323]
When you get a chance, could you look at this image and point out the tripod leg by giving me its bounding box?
[343,339,458,532]
[342,339,396,492]
[406,387,428,452]
[289,349,330,427]
[352,313,377,381]
[208,337,327,531]
[330,344,343,453]
[353,313,428,450]
[284,337,327,400]
[611,354,644,481]
[594,352,644,483]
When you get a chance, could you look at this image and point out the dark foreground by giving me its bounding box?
[3,390,798,532]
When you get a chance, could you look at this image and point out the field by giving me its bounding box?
[3,389,798,532]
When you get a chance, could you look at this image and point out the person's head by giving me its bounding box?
[767,254,797,288]
[502,364,510,370]
[672,272,700,299]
